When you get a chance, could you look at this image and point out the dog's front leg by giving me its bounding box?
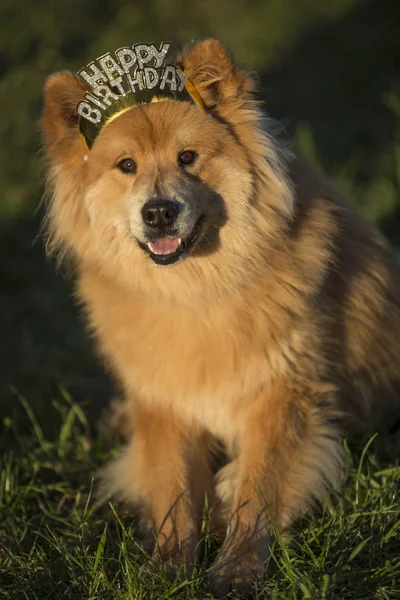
[129,405,210,573]
[209,382,342,597]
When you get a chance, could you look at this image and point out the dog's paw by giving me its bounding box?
[207,548,265,598]
[152,540,196,582]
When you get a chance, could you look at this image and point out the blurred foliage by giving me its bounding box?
[258,0,400,234]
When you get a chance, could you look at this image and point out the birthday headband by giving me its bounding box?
[76,42,205,150]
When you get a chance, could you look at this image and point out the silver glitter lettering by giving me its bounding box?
[93,84,121,106]
[144,67,159,89]
[79,62,107,87]
[152,42,170,68]
[85,92,106,110]
[135,44,158,70]
[115,47,137,73]
[159,65,177,91]
[175,67,188,92]
[77,101,102,123]
[127,69,144,93]
[109,77,126,96]
[99,53,124,82]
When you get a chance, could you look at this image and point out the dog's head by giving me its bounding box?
[42,40,293,301]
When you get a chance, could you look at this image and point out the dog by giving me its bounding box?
[41,39,400,596]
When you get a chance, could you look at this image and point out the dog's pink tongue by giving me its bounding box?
[148,238,181,255]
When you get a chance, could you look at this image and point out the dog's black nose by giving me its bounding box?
[141,200,179,229]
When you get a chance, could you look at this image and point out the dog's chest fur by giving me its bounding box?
[79,270,291,441]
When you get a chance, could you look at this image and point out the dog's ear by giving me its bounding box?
[179,39,255,113]
[41,72,88,156]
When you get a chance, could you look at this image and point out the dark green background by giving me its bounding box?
[1,0,400,432]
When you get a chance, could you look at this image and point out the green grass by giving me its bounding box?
[1,388,400,599]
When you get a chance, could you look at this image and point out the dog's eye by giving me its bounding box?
[117,158,136,174]
[179,150,196,166]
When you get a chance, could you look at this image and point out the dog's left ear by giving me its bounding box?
[179,39,255,113]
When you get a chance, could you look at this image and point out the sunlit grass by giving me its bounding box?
[1,394,399,599]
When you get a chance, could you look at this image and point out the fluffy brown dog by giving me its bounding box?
[41,39,400,596]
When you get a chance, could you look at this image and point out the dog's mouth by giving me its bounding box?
[138,216,205,266]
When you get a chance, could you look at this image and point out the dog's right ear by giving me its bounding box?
[41,72,88,156]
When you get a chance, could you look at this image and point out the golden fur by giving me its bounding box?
[41,40,400,596]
